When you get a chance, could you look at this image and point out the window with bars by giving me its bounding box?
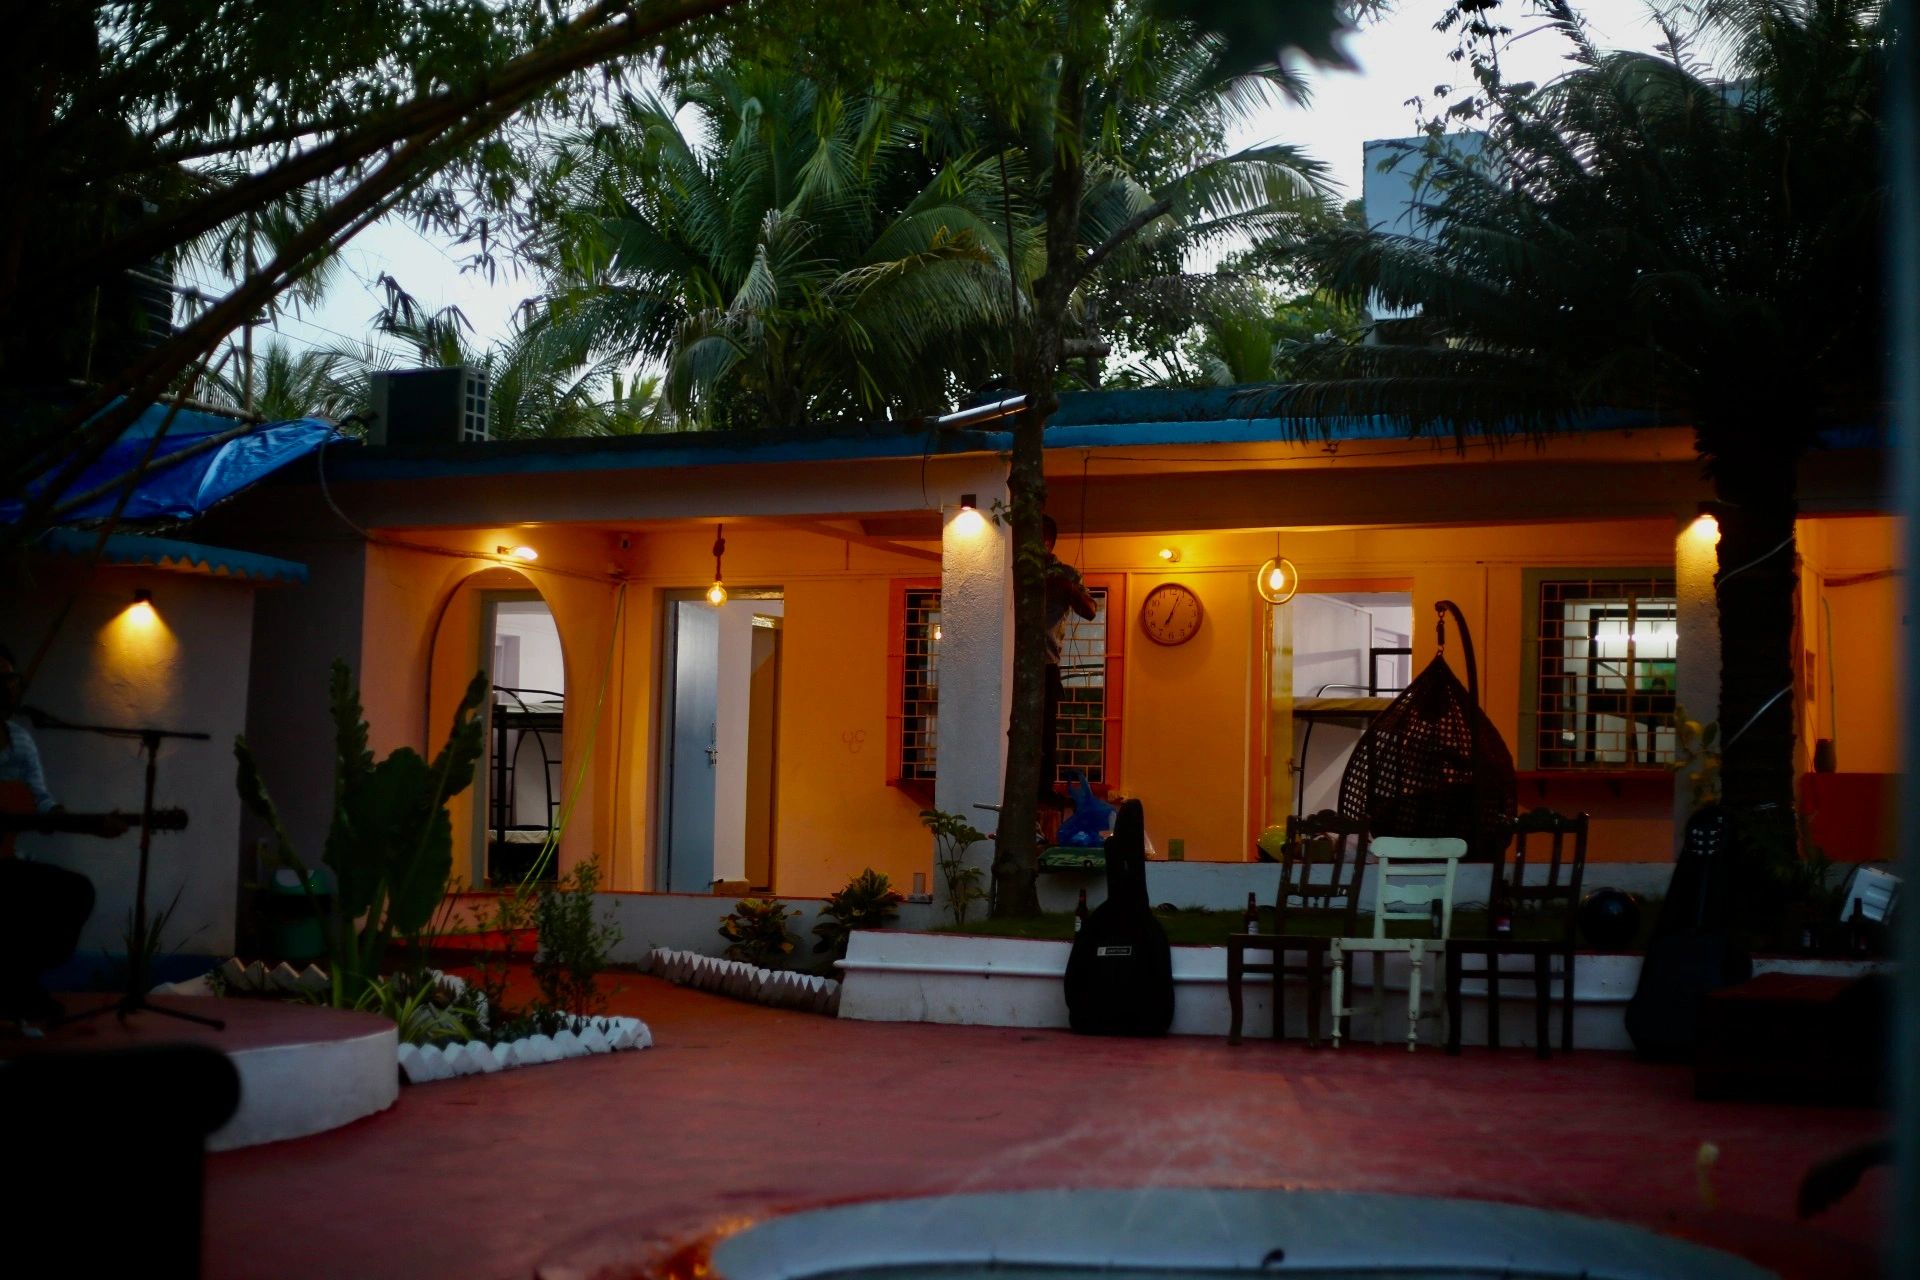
[1055,586,1109,787]
[1529,574,1679,769]
[888,577,1124,798]
[898,587,942,787]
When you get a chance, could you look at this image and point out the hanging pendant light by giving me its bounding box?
[1256,555,1299,605]
[706,523,729,606]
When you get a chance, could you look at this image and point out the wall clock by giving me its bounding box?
[1141,582,1204,646]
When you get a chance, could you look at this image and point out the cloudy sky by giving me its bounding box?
[249,1,1674,363]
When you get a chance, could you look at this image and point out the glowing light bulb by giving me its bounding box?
[932,624,943,642]
[1256,556,1299,605]
[1157,547,1180,563]
[498,544,538,562]
[706,580,729,607]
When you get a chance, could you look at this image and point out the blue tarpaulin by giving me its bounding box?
[34,528,309,583]
[1,402,349,526]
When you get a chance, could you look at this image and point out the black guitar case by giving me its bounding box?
[1064,799,1175,1036]
[1625,804,1753,1059]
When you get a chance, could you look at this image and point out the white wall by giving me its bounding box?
[492,600,564,695]
[6,566,258,959]
[711,598,783,884]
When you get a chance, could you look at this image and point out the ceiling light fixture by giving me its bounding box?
[706,523,729,607]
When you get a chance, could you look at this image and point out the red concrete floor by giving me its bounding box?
[204,971,1891,1280]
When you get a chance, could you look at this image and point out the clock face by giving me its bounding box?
[1141,583,1204,646]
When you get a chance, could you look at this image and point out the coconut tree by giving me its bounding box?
[978,2,1333,913]
[204,340,360,423]
[1272,0,1887,919]
[531,69,1021,429]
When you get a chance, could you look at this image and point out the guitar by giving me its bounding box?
[1624,804,1751,1058]
[1064,798,1176,1036]
[0,780,187,858]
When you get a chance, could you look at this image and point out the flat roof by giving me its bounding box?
[319,388,1682,483]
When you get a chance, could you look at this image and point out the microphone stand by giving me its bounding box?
[28,709,223,1030]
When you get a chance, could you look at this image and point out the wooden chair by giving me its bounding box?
[1329,835,1467,1051]
[1446,809,1590,1058]
[1226,811,1368,1047]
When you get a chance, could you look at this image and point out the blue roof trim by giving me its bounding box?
[314,386,1881,483]
[36,529,308,584]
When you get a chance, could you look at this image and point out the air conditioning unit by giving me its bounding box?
[368,366,490,447]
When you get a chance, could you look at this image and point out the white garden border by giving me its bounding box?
[156,959,654,1087]
[649,948,841,1015]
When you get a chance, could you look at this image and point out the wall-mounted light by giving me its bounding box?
[497,544,538,562]
[706,523,729,606]
[931,623,944,642]
[952,492,986,536]
[1157,547,1181,564]
[1256,556,1299,605]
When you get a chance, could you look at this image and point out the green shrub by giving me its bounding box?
[234,659,486,1005]
[921,808,989,925]
[533,861,622,1016]
[719,897,800,968]
[813,868,903,960]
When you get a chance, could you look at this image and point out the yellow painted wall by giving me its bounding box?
[1073,521,1681,863]
[1800,515,1903,774]
[352,512,1901,893]
[593,526,936,898]
[361,526,625,888]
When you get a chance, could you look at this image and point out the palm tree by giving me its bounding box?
[979,3,1333,913]
[205,339,361,422]
[533,70,1019,429]
[1273,0,1886,917]
[361,284,662,439]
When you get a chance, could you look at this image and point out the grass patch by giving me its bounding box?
[936,903,1658,952]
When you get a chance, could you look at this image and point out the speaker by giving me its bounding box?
[368,366,490,446]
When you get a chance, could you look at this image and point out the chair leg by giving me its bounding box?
[1406,943,1423,1052]
[1445,947,1464,1056]
[1560,950,1576,1053]
[1371,951,1386,1047]
[1329,945,1345,1049]
[1227,944,1244,1046]
[1305,947,1323,1049]
[1482,959,1497,1051]
[1533,950,1551,1061]
[1271,961,1285,1042]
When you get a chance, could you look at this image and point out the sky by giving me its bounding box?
[240,1,1676,362]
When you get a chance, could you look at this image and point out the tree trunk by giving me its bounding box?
[990,3,1097,918]
[1708,439,1803,935]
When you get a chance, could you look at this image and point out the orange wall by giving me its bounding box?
[355,511,1899,893]
[1799,515,1903,775]
[1073,521,1681,863]
[611,527,938,897]
[361,526,625,889]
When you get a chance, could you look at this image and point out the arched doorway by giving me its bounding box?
[427,567,568,889]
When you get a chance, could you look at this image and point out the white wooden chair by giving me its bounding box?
[1329,836,1468,1051]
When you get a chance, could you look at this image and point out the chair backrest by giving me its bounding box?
[1368,835,1467,940]
[1498,809,1590,942]
[1276,810,1369,934]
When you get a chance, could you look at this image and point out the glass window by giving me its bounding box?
[1534,576,1678,768]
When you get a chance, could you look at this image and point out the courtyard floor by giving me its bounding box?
[204,970,1890,1280]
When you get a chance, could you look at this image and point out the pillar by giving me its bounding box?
[931,465,1013,920]
[1674,509,1722,850]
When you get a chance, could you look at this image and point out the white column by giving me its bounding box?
[1674,509,1722,848]
[932,464,1013,919]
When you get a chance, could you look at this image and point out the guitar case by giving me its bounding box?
[1064,799,1174,1036]
[1625,804,1752,1059]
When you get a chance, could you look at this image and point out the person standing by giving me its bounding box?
[1041,516,1097,810]
[0,642,101,1023]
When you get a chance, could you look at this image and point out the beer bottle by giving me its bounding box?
[1244,891,1260,935]
[1074,889,1089,935]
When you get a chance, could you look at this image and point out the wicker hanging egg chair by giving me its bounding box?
[1338,599,1515,862]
